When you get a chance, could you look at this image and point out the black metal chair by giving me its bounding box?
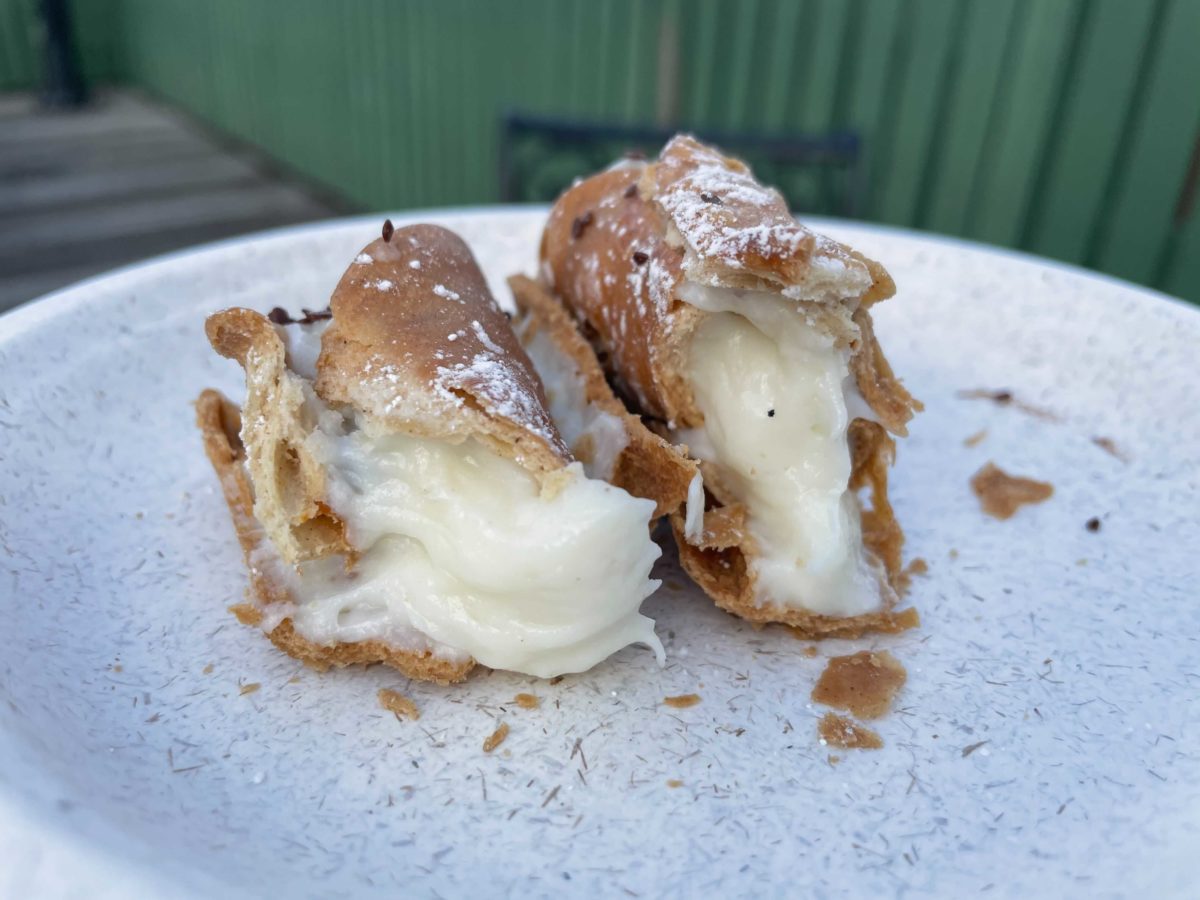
[499,112,863,218]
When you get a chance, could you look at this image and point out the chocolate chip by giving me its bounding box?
[1085,517,1101,532]
[299,307,332,324]
[700,191,722,205]
[767,409,775,418]
[571,211,594,240]
[624,183,639,199]
[632,250,649,265]
[267,306,330,325]
[382,218,394,242]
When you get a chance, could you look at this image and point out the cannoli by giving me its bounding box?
[197,224,664,682]
[538,136,921,636]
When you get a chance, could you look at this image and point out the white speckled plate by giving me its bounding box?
[2,208,1197,899]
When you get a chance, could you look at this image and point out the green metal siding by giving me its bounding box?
[0,0,40,88]
[3,0,1198,302]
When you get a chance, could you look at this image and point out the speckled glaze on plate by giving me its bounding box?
[1,208,1197,899]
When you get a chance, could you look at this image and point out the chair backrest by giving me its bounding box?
[499,112,863,218]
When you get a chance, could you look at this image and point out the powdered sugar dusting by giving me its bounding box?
[656,146,808,270]
[471,320,503,354]
[435,352,562,450]
[371,279,395,291]
[354,252,373,265]
[409,259,422,270]
[652,136,873,297]
[433,284,462,302]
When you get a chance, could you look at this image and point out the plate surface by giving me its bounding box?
[1,208,1197,899]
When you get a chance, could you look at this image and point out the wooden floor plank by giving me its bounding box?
[0,153,261,218]
[0,89,344,312]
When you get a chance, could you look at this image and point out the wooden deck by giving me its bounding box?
[0,90,349,313]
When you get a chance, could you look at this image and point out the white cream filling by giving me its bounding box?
[518,324,629,481]
[683,472,705,543]
[277,320,326,380]
[675,283,882,617]
[256,340,663,677]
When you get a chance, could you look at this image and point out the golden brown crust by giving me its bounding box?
[205,308,353,564]
[850,308,922,437]
[196,388,475,685]
[541,164,694,423]
[650,135,816,285]
[509,274,698,518]
[318,224,570,475]
[541,136,919,635]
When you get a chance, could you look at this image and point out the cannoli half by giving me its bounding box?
[198,224,664,681]
[539,136,921,636]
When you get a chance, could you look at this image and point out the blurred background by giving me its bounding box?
[1,0,1197,313]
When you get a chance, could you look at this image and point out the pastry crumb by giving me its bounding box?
[378,688,419,721]
[202,663,214,675]
[239,682,261,696]
[963,428,987,447]
[228,603,262,626]
[663,694,701,709]
[970,462,1054,519]
[812,651,906,720]
[666,779,684,788]
[869,607,920,634]
[818,713,882,750]
[957,388,1059,421]
[1092,436,1128,461]
[513,693,540,710]
[483,722,510,753]
[896,557,929,594]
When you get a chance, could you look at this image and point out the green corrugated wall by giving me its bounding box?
[3,0,1199,302]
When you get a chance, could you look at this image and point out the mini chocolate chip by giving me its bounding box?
[267,307,292,324]
[299,307,332,324]
[1085,517,1101,532]
[767,409,775,418]
[571,211,594,240]
[382,218,394,242]
[700,191,722,204]
[632,250,649,265]
[624,182,639,199]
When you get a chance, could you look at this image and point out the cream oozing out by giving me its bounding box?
[263,322,663,677]
[674,282,884,617]
[517,323,629,481]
